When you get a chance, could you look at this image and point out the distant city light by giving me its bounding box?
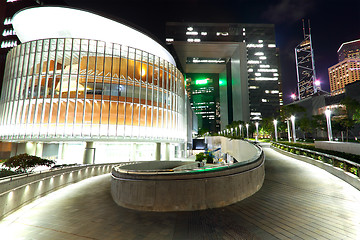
[291,93,296,100]
[315,79,321,86]
[195,79,209,85]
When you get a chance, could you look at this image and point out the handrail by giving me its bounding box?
[272,142,360,177]
[0,163,115,184]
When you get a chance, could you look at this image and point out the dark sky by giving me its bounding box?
[64,0,360,104]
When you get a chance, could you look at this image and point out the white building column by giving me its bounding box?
[155,142,161,161]
[131,143,137,161]
[83,142,95,164]
[165,143,170,160]
[35,142,43,157]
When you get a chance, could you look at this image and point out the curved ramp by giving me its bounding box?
[1,144,360,239]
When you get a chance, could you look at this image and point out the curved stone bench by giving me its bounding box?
[111,140,264,211]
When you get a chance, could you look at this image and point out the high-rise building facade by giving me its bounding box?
[338,39,360,62]
[166,22,281,131]
[328,39,360,96]
[294,21,319,100]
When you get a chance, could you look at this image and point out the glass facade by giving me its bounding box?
[0,38,186,142]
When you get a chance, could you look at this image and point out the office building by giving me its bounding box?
[338,39,360,62]
[328,39,360,96]
[166,22,281,131]
[294,21,319,100]
[0,6,188,162]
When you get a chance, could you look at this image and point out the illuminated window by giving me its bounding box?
[186,31,198,35]
[248,60,260,64]
[201,32,207,36]
[268,44,276,48]
[255,73,261,76]
[187,27,193,31]
[216,32,229,36]
[258,40,263,43]
[187,39,194,42]
[254,52,264,56]
[166,38,174,42]
[259,56,267,60]
[4,18,12,25]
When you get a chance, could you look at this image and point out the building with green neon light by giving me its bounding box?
[166,22,282,130]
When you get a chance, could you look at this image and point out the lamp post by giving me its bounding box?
[325,109,333,141]
[231,128,233,136]
[246,124,249,139]
[286,119,291,142]
[273,119,278,142]
[255,122,259,142]
[290,115,296,142]
[239,124,242,137]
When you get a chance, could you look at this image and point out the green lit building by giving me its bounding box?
[186,73,219,132]
[166,22,282,131]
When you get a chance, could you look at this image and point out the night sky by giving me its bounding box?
[64,0,360,104]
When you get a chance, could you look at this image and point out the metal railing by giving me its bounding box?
[272,142,360,178]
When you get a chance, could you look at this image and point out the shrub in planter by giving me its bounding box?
[3,153,56,173]
[195,152,205,162]
[0,169,17,178]
[205,154,214,164]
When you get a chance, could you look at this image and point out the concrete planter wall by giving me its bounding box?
[315,141,360,156]
[111,138,265,211]
[0,163,117,219]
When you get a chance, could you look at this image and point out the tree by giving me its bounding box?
[298,116,313,139]
[339,97,360,141]
[3,154,56,173]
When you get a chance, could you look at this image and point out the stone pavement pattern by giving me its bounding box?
[1,144,360,239]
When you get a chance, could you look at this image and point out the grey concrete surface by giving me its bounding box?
[1,143,360,239]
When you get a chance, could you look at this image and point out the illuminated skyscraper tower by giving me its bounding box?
[295,20,319,100]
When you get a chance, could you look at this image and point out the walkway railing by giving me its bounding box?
[0,163,119,219]
[271,142,360,178]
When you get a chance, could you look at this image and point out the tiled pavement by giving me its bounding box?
[1,143,360,239]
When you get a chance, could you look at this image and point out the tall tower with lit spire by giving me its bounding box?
[295,19,320,100]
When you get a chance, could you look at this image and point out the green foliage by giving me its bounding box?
[280,104,306,120]
[275,141,360,164]
[3,154,56,173]
[195,152,205,162]
[205,154,213,164]
[0,169,17,178]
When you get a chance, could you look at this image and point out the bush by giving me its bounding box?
[195,152,205,162]
[3,153,56,173]
[0,169,17,178]
[205,154,214,164]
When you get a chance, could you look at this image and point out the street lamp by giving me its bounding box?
[239,124,242,137]
[246,123,249,139]
[273,119,278,142]
[290,115,296,142]
[286,119,291,142]
[255,122,259,142]
[231,127,234,136]
[325,109,333,141]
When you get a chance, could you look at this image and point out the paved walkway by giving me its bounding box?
[1,144,360,239]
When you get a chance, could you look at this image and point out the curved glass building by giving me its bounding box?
[0,7,188,163]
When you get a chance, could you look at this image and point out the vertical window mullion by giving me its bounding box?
[55,38,66,136]
[47,39,59,135]
[63,39,74,136]
[81,39,90,137]
[90,40,99,137]
[72,39,81,135]
[107,43,115,137]
[99,41,106,136]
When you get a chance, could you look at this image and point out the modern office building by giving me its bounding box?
[328,39,360,96]
[166,22,281,130]
[338,39,360,62]
[0,6,189,163]
[294,21,320,100]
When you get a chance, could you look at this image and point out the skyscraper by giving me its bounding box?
[166,22,281,131]
[294,20,319,100]
[328,39,360,96]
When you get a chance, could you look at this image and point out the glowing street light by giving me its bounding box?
[246,123,249,139]
[273,119,278,142]
[255,122,259,142]
[239,124,242,137]
[231,127,234,136]
[290,115,296,142]
[286,119,291,142]
[325,109,333,141]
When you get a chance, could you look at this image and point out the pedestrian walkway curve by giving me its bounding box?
[1,143,360,239]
